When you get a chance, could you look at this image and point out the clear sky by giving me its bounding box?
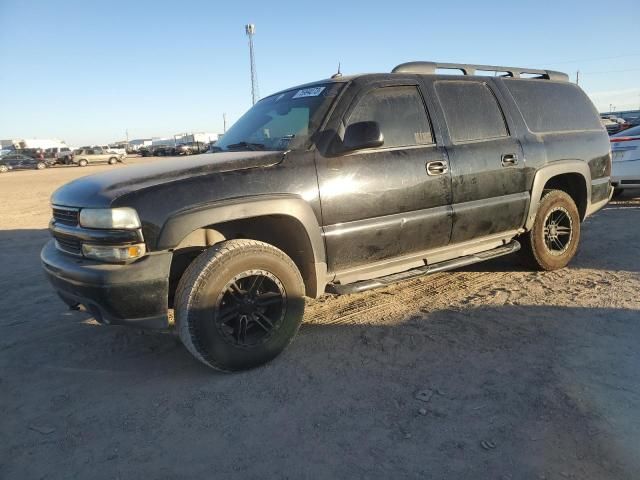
[1,0,638,146]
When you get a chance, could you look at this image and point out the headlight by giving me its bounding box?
[79,208,141,229]
[82,243,146,262]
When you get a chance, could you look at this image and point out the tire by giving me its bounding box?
[612,188,624,199]
[78,159,88,167]
[175,239,305,372]
[519,189,581,271]
[108,157,118,165]
[36,162,46,170]
[0,165,8,173]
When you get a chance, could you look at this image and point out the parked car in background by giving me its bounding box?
[100,145,128,156]
[626,116,640,127]
[45,147,74,165]
[20,148,47,161]
[175,142,208,155]
[601,116,622,135]
[152,145,176,156]
[138,146,153,157]
[206,142,222,153]
[73,147,125,167]
[611,124,640,196]
[0,153,49,173]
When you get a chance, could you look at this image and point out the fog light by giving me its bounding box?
[82,243,146,262]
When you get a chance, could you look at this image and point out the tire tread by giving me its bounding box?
[175,239,303,372]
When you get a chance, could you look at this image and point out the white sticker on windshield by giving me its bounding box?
[292,86,326,99]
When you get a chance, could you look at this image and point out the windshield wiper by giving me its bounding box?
[225,142,266,151]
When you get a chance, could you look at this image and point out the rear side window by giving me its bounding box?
[347,86,433,148]
[505,80,601,133]
[612,124,640,137]
[435,81,508,143]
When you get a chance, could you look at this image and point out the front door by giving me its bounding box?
[316,83,452,273]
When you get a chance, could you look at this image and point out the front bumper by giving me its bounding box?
[41,240,172,329]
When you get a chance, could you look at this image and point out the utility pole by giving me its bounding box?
[575,70,579,85]
[245,24,259,105]
[223,113,227,133]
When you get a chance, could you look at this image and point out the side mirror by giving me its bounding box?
[342,121,384,153]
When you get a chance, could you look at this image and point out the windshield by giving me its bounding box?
[216,83,343,152]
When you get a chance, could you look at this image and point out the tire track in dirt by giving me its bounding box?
[304,269,512,326]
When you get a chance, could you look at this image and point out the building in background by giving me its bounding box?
[1,138,69,150]
[173,132,218,145]
[151,137,176,147]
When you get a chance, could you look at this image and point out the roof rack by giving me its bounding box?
[392,61,569,82]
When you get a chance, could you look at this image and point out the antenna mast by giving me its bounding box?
[245,24,259,105]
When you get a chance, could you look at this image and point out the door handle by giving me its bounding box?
[501,153,518,166]
[426,160,448,176]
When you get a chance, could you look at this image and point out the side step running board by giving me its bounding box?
[326,240,520,295]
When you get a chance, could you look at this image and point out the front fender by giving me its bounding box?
[156,195,328,296]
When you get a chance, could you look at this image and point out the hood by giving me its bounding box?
[51,151,284,208]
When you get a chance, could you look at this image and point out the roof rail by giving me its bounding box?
[392,61,569,82]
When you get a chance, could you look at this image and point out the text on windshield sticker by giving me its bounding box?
[292,87,326,99]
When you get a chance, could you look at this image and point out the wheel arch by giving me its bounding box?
[525,161,591,230]
[159,196,328,298]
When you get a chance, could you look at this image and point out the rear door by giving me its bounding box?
[317,83,452,273]
[429,79,528,244]
[92,148,106,162]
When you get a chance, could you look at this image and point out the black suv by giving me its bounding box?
[42,61,612,372]
[45,146,74,164]
[0,153,50,172]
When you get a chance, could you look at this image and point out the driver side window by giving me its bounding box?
[347,86,433,149]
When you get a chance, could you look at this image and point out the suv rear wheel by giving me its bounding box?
[519,189,581,270]
[175,239,305,372]
[0,165,8,173]
[78,159,88,167]
[108,157,118,165]
[36,162,46,170]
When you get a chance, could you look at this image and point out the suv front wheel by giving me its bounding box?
[519,189,581,270]
[175,239,305,372]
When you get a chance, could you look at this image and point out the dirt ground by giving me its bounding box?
[1,159,639,479]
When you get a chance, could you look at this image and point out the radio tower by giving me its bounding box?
[245,24,259,105]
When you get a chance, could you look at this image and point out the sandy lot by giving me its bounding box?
[1,159,639,479]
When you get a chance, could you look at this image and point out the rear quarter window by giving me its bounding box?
[505,80,602,133]
[435,81,508,143]
[612,125,640,137]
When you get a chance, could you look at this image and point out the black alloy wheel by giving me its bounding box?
[215,270,286,347]
[542,206,573,255]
